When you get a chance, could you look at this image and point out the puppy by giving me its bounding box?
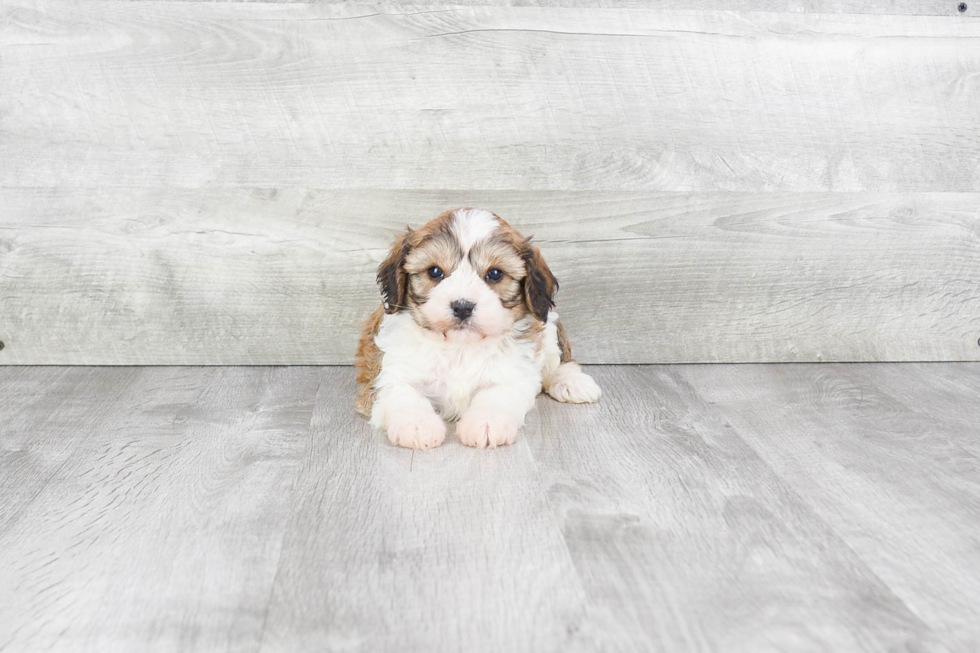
[355,208,600,450]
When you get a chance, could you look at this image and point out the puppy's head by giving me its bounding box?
[377,208,557,341]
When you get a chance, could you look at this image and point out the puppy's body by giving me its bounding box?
[356,208,599,449]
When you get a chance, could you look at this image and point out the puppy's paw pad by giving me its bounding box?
[456,411,519,449]
[388,413,446,450]
[547,373,601,404]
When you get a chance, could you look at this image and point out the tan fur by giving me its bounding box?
[385,208,551,331]
[404,214,461,277]
[354,305,386,417]
[358,208,571,419]
[468,235,526,314]
[555,318,573,363]
[401,211,464,327]
[482,213,552,323]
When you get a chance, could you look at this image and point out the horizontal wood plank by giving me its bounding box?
[111,0,980,16]
[3,3,980,191]
[1,189,978,364]
[4,4,979,363]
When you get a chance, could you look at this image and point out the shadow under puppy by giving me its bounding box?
[356,208,600,450]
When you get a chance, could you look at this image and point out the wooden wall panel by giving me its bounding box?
[3,3,980,192]
[2,2,978,363]
[108,0,980,15]
[1,189,977,364]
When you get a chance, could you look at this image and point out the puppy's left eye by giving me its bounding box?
[485,268,503,283]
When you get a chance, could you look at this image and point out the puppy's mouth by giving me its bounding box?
[441,321,488,340]
[413,307,492,340]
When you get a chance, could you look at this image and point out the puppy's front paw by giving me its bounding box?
[456,410,519,449]
[387,412,446,450]
[547,371,601,404]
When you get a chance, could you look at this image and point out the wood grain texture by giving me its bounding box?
[679,363,980,649]
[260,370,596,652]
[4,3,980,365]
[841,362,980,459]
[115,0,980,16]
[2,188,978,364]
[3,3,980,192]
[526,365,942,651]
[0,366,320,652]
[3,364,980,650]
[0,367,143,538]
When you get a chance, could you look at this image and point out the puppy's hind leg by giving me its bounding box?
[544,361,601,404]
[542,318,601,404]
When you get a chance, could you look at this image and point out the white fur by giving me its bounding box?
[371,311,543,431]
[451,209,499,252]
[538,316,601,403]
[544,360,602,404]
[540,317,563,382]
[371,308,600,449]
[370,208,600,450]
[418,257,512,340]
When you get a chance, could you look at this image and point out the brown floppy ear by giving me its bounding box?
[520,238,558,322]
[377,228,413,314]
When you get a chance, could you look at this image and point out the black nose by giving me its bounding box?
[451,300,475,320]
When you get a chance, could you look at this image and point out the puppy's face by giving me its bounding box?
[377,208,558,342]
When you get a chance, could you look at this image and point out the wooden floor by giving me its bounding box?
[1,365,979,652]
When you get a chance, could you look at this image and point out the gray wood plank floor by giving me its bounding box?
[1,364,978,651]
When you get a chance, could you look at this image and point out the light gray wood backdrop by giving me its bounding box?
[2,1,979,364]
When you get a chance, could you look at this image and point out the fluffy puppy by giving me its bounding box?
[355,208,600,450]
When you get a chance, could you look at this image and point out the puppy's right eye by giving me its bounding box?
[427,266,444,280]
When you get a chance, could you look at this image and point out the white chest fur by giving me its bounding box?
[372,312,550,422]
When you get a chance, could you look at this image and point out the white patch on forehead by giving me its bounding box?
[452,209,499,252]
